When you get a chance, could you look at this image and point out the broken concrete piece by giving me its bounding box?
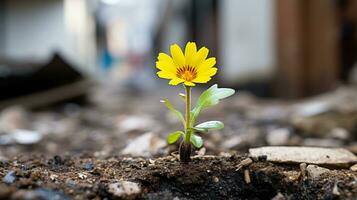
[121,132,166,157]
[306,165,330,179]
[249,146,357,167]
[108,181,141,199]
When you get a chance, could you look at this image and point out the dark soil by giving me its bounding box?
[1,153,356,200]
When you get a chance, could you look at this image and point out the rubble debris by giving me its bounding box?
[244,169,251,184]
[235,158,253,171]
[121,132,166,157]
[249,146,357,167]
[306,165,330,179]
[108,181,141,199]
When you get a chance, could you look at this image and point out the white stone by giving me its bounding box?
[108,181,141,199]
[121,132,166,157]
[266,128,290,146]
[306,165,330,179]
[249,146,357,167]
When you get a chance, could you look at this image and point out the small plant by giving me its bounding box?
[156,42,235,163]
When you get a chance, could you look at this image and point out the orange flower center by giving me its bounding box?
[176,66,197,81]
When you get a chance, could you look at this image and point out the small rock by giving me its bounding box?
[266,128,290,146]
[300,163,307,177]
[117,116,155,133]
[306,165,330,179]
[327,128,349,140]
[249,146,357,167]
[196,147,206,156]
[350,163,357,171]
[66,179,76,188]
[0,129,42,145]
[108,181,141,199]
[0,106,27,133]
[2,170,16,184]
[83,162,94,170]
[332,182,340,196]
[212,176,219,183]
[121,132,166,157]
[303,138,343,147]
[271,192,286,200]
[221,128,263,149]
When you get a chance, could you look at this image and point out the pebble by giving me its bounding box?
[108,181,141,199]
[83,162,94,170]
[249,146,357,167]
[350,163,357,171]
[2,170,16,184]
[121,132,166,157]
[306,165,330,179]
[0,129,42,145]
[221,128,263,149]
[327,128,349,140]
[266,128,290,146]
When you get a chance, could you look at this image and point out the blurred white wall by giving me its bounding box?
[220,0,275,84]
[1,0,96,72]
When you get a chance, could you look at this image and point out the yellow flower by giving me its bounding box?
[156,42,218,86]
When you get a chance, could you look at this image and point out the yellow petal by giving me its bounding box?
[192,47,209,67]
[156,53,177,73]
[201,67,218,76]
[170,44,185,67]
[184,42,197,66]
[197,57,216,73]
[193,76,211,83]
[169,78,184,85]
[156,61,176,74]
[157,71,175,79]
[184,81,195,86]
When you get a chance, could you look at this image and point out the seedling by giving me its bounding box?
[156,42,235,163]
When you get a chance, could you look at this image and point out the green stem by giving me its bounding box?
[184,86,191,143]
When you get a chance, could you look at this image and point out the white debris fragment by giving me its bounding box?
[108,181,141,199]
[249,146,357,167]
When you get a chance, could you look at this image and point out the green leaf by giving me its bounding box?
[190,127,208,133]
[195,121,224,130]
[167,131,184,144]
[160,99,185,126]
[190,134,203,148]
[191,84,235,124]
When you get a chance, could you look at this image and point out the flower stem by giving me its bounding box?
[184,86,191,143]
[180,85,192,163]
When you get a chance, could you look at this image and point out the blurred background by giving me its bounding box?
[0,0,356,158]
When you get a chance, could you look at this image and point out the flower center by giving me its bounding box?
[176,66,197,81]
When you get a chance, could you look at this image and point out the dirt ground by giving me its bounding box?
[0,85,357,199]
[0,153,356,200]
